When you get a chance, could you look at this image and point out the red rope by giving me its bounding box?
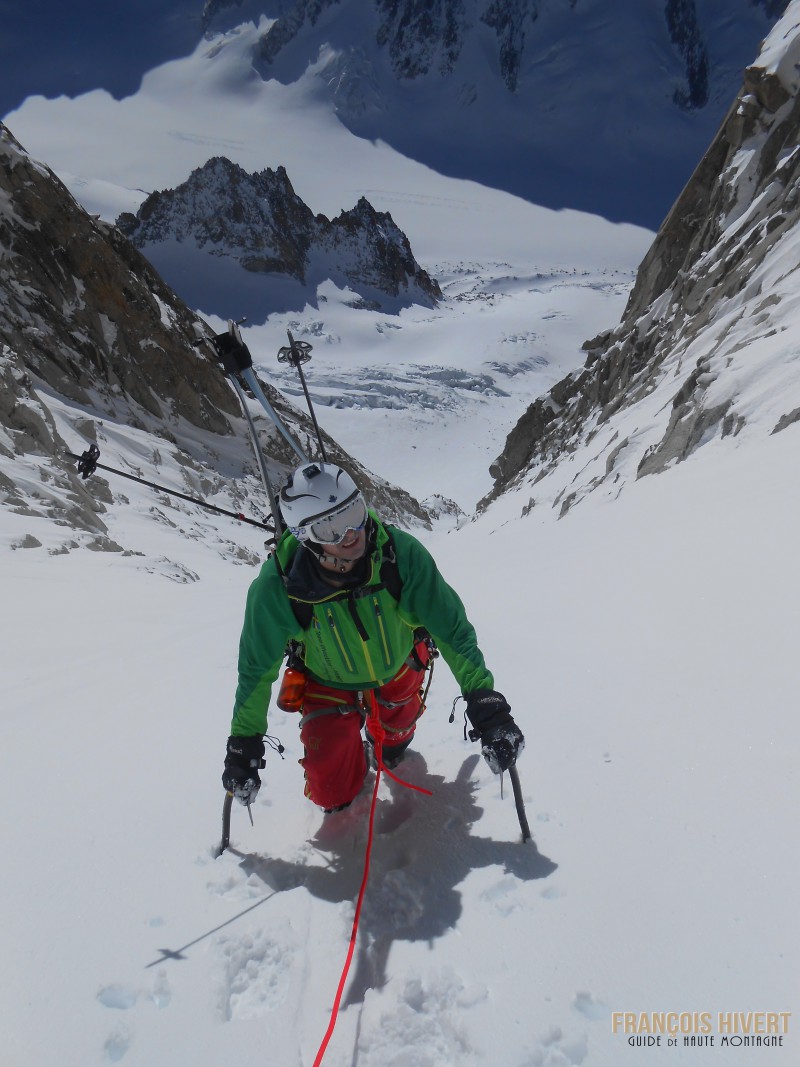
[311,758,381,1067]
[311,691,431,1065]
[381,763,433,795]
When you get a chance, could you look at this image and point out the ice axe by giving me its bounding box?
[217,792,233,857]
[217,790,256,857]
[508,765,532,843]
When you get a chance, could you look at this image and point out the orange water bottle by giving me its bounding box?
[277,667,307,712]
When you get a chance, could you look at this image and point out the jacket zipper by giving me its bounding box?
[326,609,356,673]
[372,597,393,670]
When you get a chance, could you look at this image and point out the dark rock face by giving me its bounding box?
[480,0,538,93]
[254,0,554,92]
[0,129,238,430]
[257,0,340,64]
[256,0,729,99]
[117,156,441,312]
[374,0,466,79]
[665,0,709,109]
[0,123,238,536]
[481,17,800,514]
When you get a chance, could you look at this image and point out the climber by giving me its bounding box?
[222,462,524,813]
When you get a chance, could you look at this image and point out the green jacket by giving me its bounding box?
[231,516,493,736]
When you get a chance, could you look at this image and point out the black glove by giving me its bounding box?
[465,689,525,774]
[222,735,265,806]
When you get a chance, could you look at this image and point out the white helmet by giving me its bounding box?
[279,463,368,544]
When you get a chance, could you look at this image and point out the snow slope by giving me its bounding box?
[2,413,797,1067]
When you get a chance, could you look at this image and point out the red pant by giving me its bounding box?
[298,641,430,810]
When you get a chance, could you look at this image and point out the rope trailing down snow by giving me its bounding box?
[311,691,432,1066]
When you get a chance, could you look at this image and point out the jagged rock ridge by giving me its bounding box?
[117,157,441,318]
[481,6,800,517]
[0,123,430,551]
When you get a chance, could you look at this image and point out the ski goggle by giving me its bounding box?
[293,493,368,545]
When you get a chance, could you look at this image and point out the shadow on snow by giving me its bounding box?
[237,753,557,1005]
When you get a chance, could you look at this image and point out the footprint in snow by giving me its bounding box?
[103,1023,132,1062]
[525,1024,589,1066]
[215,928,294,1021]
[96,972,171,1011]
[356,968,481,1067]
[97,985,138,1010]
[574,990,608,1021]
[376,791,415,834]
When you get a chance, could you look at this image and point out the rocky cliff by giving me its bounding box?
[0,124,429,552]
[117,157,441,318]
[481,4,800,518]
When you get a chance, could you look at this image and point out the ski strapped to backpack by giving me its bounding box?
[202,319,307,465]
[198,319,307,550]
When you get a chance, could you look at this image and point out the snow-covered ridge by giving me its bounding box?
[482,0,800,520]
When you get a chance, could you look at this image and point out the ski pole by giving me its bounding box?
[277,330,328,461]
[66,446,274,533]
[508,765,532,843]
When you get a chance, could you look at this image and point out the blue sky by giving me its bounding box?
[0,1,201,115]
